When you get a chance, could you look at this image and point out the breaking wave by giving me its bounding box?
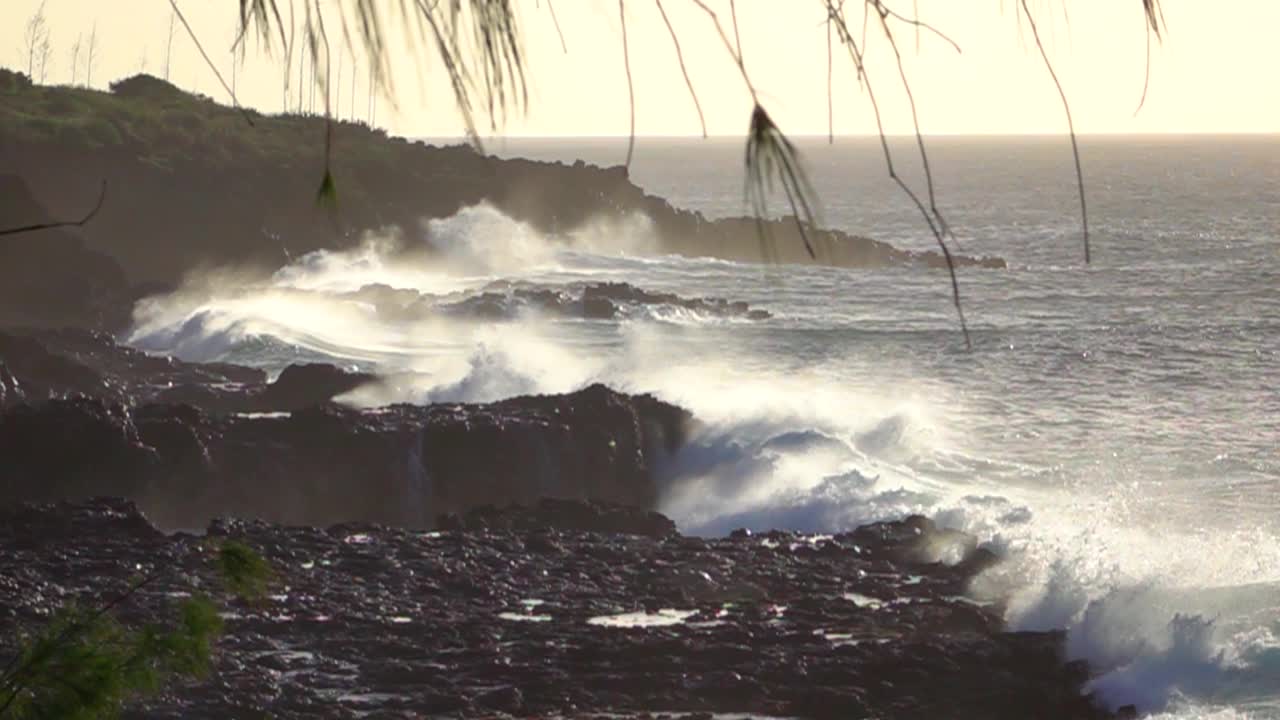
[124,202,1280,718]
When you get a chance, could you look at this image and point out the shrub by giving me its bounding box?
[0,541,272,717]
[109,74,185,101]
[0,68,33,94]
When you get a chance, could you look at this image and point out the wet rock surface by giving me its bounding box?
[433,281,772,323]
[0,329,692,529]
[0,328,264,410]
[0,386,689,530]
[0,498,1110,720]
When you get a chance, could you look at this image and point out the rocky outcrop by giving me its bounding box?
[0,384,690,530]
[0,328,263,409]
[0,498,1112,719]
[438,497,679,538]
[0,328,690,529]
[251,363,377,412]
[434,280,773,322]
[0,328,378,413]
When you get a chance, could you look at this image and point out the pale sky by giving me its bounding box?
[5,1,1278,137]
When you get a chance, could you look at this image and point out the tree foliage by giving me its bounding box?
[0,541,273,719]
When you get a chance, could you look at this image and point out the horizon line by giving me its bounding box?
[425,131,1280,141]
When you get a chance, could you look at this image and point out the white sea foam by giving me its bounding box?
[124,198,1280,717]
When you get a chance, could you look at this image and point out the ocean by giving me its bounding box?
[127,135,1279,717]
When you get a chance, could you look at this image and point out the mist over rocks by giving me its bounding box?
[434,280,774,322]
[0,328,691,530]
[0,497,1114,719]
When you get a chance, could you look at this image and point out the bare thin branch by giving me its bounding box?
[655,0,707,138]
[874,8,958,241]
[1019,0,1090,264]
[168,0,255,126]
[688,0,756,101]
[0,181,106,238]
[545,0,567,53]
[827,11,834,143]
[619,0,635,168]
[876,0,961,53]
[729,0,744,61]
[828,1,970,348]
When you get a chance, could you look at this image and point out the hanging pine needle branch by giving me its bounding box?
[745,105,820,260]
[1134,0,1165,115]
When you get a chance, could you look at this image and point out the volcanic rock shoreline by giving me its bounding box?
[0,328,689,530]
[0,329,1125,719]
[0,497,1119,720]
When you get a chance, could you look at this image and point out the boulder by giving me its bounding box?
[255,363,376,411]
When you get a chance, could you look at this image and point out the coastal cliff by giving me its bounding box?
[2,71,1003,333]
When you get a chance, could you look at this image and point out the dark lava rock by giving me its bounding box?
[0,361,21,407]
[0,498,1112,720]
[0,328,264,410]
[0,382,692,530]
[254,363,376,412]
[0,329,373,413]
[435,280,773,323]
[0,397,159,505]
[438,498,678,537]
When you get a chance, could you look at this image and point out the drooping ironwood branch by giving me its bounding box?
[0,181,107,238]
[827,1,970,348]
[873,2,962,244]
[620,0,636,168]
[827,8,834,143]
[875,0,960,53]
[542,0,568,54]
[168,0,255,126]
[656,0,708,138]
[1134,0,1165,115]
[1019,0,1090,264]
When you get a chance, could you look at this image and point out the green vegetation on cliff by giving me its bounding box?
[2,68,1002,332]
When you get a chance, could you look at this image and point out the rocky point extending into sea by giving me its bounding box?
[0,326,1126,719]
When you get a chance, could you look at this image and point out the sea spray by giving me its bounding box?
[122,196,1280,718]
